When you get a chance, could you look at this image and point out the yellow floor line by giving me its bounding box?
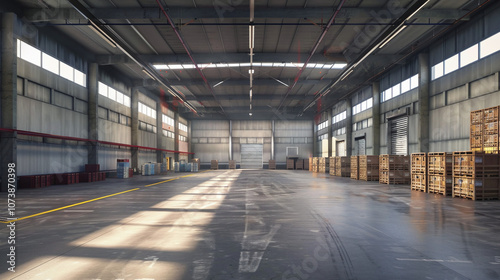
[1,170,213,223]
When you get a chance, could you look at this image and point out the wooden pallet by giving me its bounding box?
[380,155,410,171]
[470,109,484,125]
[380,170,410,185]
[359,168,380,181]
[452,176,500,200]
[428,174,452,196]
[428,152,453,175]
[411,153,427,174]
[452,151,500,177]
[411,173,427,192]
[483,106,499,123]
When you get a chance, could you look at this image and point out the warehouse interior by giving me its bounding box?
[1,0,500,279]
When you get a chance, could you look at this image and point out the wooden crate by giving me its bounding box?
[350,156,359,180]
[453,176,500,200]
[428,152,453,175]
[483,106,499,123]
[379,155,410,171]
[428,174,452,196]
[296,159,304,170]
[304,159,309,171]
[211,160,218,170]
[329,157,336,175]
[358,155,379,181]
[484,121,499,135]
[379,170,411,184]
[229,160,236,169]
[287,159,295,170]
[470,123,483,136]
[452,151,500,177]
[411,173,427,192]
[335,156,350,177]
[411,153,427,174]
[269,160,276,170]
[470,109,483,125]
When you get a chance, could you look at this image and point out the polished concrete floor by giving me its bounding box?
[1,170,500,280]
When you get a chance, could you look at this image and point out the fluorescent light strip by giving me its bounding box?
[152,62,347,70]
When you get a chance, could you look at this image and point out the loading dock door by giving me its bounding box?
[240,144,263,169]
[336,141,346,156]
[355,137,366,156]
[389,117,408,155]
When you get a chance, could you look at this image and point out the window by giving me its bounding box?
[317,120,328,130]
[480,32,500,59]
[179,123,188,132]
[444,54,459,75]
[163,114,175,129]
[353,98,373,115]
[17,39,86,87]
[116,91,124,104]
[391,84,400,98]
[179,135,187,142]
[108,88,116,101]
[410,74,419,90]
[460,44,478,67]
[42,53,59,75]
[431,62,444,80]
[123,95,131,107]
[59,62,74,82]
[401,78,410,94]
[18,40,41,67]
[98,82,108,97]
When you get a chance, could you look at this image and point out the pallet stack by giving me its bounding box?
[379,155,410,184]
[483,106,499,154]
[470,109,483,152]
[359,155,379,181]
[229,160,236,169]
[411,153,427,192]
[452,151,500,200]
[428,152,453,195]
[304,158,309,171]
[311,157,319,173]
[287,158,295,170]
[329,157,336,176]
[211,160,219,170]
[470,106,500,153]
[269,160,276,170]
[296,159,304,170]
[318,157,329,173]
[335,156,351,177]
[350,156,359,180]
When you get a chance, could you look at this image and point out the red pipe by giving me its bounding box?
[155,0,226,116]
[277,0,347,110]
[0,128,194,155]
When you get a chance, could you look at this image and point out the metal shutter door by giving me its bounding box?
[355,138,366,155]
[336,141,346,156]
[240,144,263,169]
[389,117,408,155]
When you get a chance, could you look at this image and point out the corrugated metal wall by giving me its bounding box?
[98,147,131,171]
[191,120,230,163]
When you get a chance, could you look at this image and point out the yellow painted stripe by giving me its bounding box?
[0,170,213,223]
[144,178,178,187]
[0,188,141,223]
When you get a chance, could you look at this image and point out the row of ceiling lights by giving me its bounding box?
[153,62,347,70]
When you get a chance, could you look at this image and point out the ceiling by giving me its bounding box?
[7,0,491,120]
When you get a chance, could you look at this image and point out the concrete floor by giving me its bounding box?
[1,170,500,280]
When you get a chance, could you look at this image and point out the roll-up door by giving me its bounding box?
[355,137,366,155]
[336,141,346,156]
[389,117,408,155]
[240,144,263,169]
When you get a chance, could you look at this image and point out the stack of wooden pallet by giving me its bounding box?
[211,160,218,170]
[287,158,295,170]
[268,160,276,170]
[411,153,427,192]
[335,156,351,177]
[470,106,499,153]
[311,157,319,173]
[329,157,336,176]
[452,151,500,200]
[318,157,329,173]
[229,160,236,169]
[428,152,453,195]
[295,159,304,170]
[304,158,309,171]
[359,155,379,181]
[350,156,359,180]
[379,155,410,184]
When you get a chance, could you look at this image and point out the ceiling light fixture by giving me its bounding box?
[88,22,117,48]
[378,26,407,49]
